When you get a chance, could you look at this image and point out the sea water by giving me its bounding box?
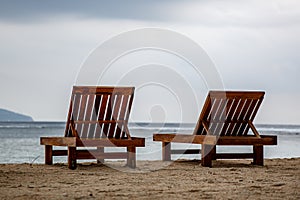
[0,122,299,164]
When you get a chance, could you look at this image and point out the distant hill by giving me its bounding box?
[0,108,33,122]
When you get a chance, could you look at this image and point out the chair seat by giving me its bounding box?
[153,134,277,146]
[217,135,277,145]
[41,137,145,147]
[153,134,216,145]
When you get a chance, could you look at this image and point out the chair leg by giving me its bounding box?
[253,145,264,166]
[97,147,104,164]
[45,145,53,165]
[211,146,217,160]
[201,144,213,167]
[162,142,171,161]
[127,146,136,168]
[68,147,77,170]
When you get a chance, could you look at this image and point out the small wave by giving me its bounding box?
[129,126,194,131]
[0,125,46,129]
[0,122,65,129]
[257,128,300,135]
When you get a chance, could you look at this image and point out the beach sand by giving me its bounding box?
[0,158,299,199]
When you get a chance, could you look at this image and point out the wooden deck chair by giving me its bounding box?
[153,91,277,167]
[41,86,145,169]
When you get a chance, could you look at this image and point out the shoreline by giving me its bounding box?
[0,158,299,199]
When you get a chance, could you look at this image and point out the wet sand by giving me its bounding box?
[0,158,299,199]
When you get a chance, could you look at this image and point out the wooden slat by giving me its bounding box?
[209,91,265,99]
[118,95,129,120]
[74,120,127,124]
[72,86,134,96]
[236,99,253,136]
[217,135,277,145]
[207,98,220,122]
[225,99,241,136]
[202,119,259,123]
[108,94,122,138]
[75,150,128,159]
[207,98,222,135]
[52,150,68,156]
[236,98,252,136]
[224,98,240,136]
[112,95,124,139]
[93,95,103,138]
[82,94,95,138]
[171,149,201,154]
[211,98,227,135]
[76,94,88,137]
[234,99,248,136]
[71,94,81,119]
[250,98,263,121]
[153,134,216,145]
[201,95,214,122]
[219,99,234,136]
[124,94,134,122]
[40,137,76,147]
[208,100,220,135]
[210,98,223,120]
[93,94,102,116]
[102,94,113,138]
[69,93,81,137]
[99,94,109,120]
[216,153,254,159]
[87,94,101,138]
[115,95,129,139]
[230,98,247,136]
[121,94,134,138]
[97,94,109,138]
[115,123,124,139]
[77,137,145,147]
[64,93,74,137]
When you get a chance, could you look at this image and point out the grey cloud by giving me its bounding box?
[0,0,184,23]
[1,0,299,29]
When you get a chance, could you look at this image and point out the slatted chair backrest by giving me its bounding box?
[193,91,265,136]
[64,86,135,139]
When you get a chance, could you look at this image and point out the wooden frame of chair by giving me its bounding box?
[153,91,277,167]
[40,86,145,169]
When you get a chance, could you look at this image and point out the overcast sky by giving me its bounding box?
[0,0,299,124]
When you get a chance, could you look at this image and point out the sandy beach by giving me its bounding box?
[0,158,299,199]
